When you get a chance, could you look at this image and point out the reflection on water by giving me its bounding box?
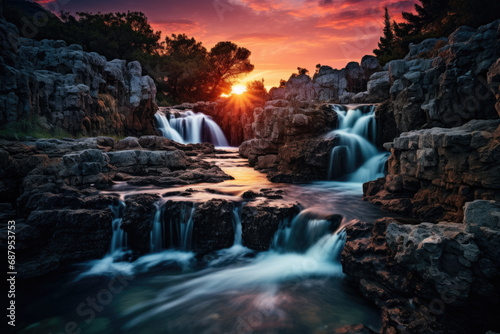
[103,148,388,222]
[17,148,388,334]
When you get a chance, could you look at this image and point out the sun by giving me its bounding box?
[231,85,247,95]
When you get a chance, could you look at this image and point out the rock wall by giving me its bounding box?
[384,20,500,135]
[239,99,339,180]
[0,14,157,136]
[342,200,500,333]
[364,118,500,223]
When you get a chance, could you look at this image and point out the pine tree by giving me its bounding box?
[373,8,394,64]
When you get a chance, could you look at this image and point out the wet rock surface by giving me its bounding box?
[0,137,232,278]
[241,200,300,251]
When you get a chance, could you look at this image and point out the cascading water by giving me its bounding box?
[232,206,243,246]
[155,113,184,143]
[110,200,127,253]
[25,151,384,333]
[122,209,356,332]
[271,208,344,255]
[326,104,390,182]
[155,109,229,146]
[150,201,196,252]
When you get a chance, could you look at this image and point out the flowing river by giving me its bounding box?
[16,105,394,334]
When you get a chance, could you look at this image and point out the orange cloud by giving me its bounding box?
[34,0,418,88]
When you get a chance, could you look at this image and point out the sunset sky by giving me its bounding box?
[35,0,417,89]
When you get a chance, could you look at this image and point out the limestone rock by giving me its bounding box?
[0,15,157,136]
[364,119,500,222]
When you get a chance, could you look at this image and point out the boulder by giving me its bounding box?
[115,137,142,150]
[192,199,235,252]
[241,201,300,251]
[122,194,161,254]
[342,207,500,333]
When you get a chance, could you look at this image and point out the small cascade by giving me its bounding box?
[271,208,345,260]
[155,109,229,146]
[109,200,127,253]
[150,202,196,252]
[232,206,243,246]
[150,203,163,253]
[325,104,389,182]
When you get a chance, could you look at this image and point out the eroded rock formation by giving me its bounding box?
[0,136,232,278]
[342,200,500,333]
[364,119,500,223]
[0,14,157,136]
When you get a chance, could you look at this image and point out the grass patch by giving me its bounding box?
[0,116,73,140]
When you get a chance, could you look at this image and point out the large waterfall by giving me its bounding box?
[325,104,389,183]
[156,110,229,146]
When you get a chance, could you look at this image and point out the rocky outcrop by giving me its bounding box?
[241,200,300,251]
[0,14,157,136]
[0,136,233,278]
[384,20,500,135]
[239,100,337,174]
[364,119,500,223]
[279,56,382,102]
[342,200,500,333]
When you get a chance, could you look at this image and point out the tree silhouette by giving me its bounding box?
[297,67,309,75]
[374,0,500,64]
[207,42,254,98]
[373,8,395,64]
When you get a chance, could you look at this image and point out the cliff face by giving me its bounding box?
[365,120,500,222]
[0,15,157,136]
[384,20,500,135]
[342,200,500,334]
[363,20,500,223]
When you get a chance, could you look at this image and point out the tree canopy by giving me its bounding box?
[207,42,254,99]
[4,3,255,104]
[373,0,500,65]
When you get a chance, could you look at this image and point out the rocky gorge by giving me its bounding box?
[232,19,500,333]
[0,3,500,333]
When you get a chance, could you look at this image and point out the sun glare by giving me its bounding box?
[231,85,247,95]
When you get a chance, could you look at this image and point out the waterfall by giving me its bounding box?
[325,105,389,182]
[150,202,196,252]
[155,110,229,146]
[109,200,127,253]
[232,206,243,246]
[150,202,163,253]
[155,113,184,143]
[123,208,347,330]
[270,209,344,258]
